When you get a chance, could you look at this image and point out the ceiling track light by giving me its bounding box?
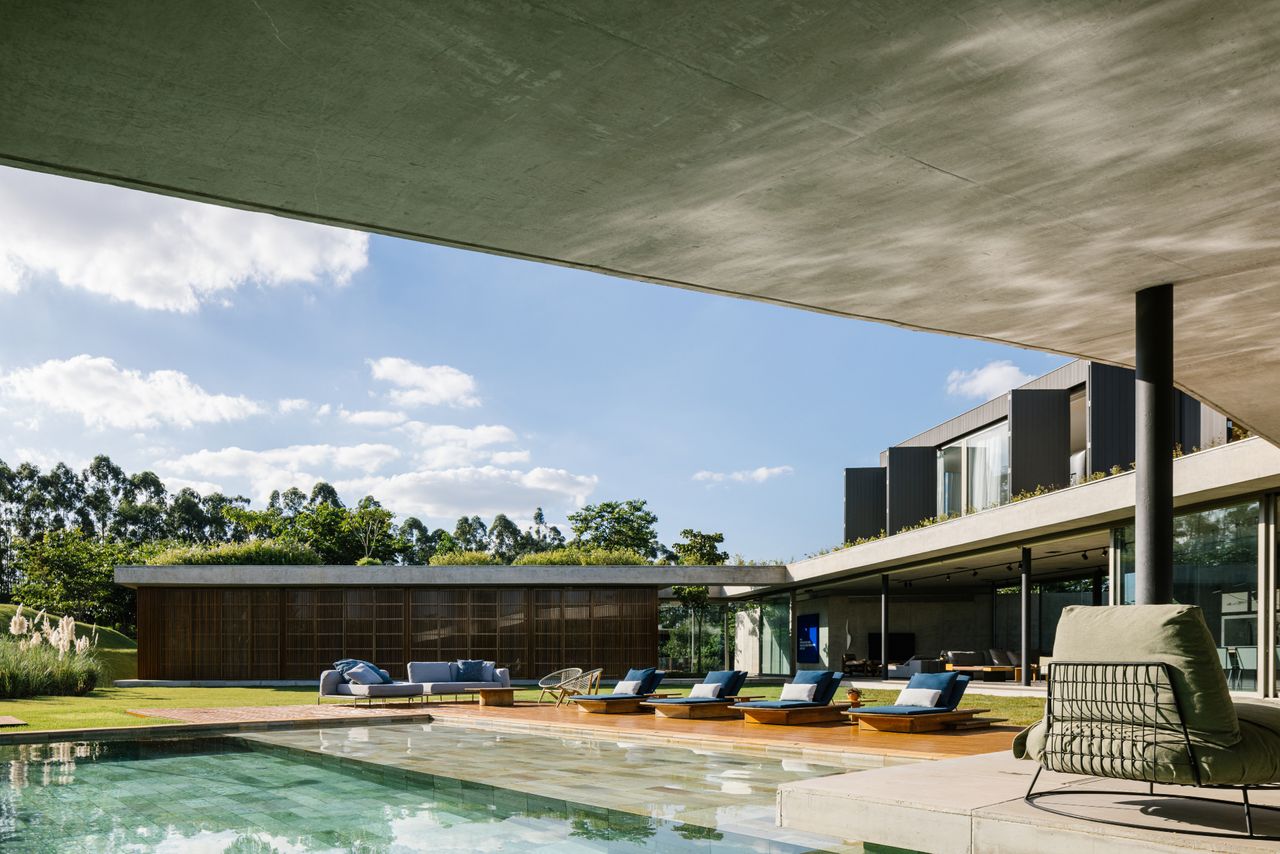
[1082,551,1089,561]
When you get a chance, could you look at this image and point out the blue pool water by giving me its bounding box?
[0,735,841,852]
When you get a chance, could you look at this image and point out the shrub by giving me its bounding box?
[428,550,499,566]
[513,547,648,566]
[11,530,136,633]
[355,556,382,567]
[147,539,321,566]
[0,607,105,698]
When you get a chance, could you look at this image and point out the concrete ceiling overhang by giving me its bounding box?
[4,2,1280,438]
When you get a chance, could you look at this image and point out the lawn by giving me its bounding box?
[0,681,1045,733]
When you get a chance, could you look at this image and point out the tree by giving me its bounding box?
[488,513,523,562]
[11,529,135,632]
[347,496,395,563]
[395,517,436,565]
[524,507,565,553]
[673,529,728,566]
[568,499,659,559]
[452,515,489,552]
[308,481,343,509]
[165,488,210,542]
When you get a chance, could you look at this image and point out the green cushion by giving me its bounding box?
[1050,604,1238,747]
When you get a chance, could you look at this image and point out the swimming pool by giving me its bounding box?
[0,723,857,852]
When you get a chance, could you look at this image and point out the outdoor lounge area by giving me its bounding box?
[9,1,1280,851]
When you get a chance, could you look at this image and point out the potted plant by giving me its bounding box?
[846,686,862,707]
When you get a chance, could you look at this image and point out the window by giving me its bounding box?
[937,421,1010,517]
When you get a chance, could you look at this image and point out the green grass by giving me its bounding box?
[0,681,1045,733]
[0,604,137,681]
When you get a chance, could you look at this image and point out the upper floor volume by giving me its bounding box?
[843,361,1239,544]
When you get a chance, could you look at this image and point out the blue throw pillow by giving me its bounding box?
[334,658,393,684]
[456,659,486,681]
[906,671,959,709]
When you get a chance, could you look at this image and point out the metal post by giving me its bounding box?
[1091,569,1104,606]
[1020,547,1032,686]
[880,574,889,678]
[1135,283,1174,604]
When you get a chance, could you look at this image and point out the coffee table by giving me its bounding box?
[465,687,516,707]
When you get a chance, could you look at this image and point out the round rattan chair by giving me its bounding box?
[553,668,603,707]
[536,667,583,704]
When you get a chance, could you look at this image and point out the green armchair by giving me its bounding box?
[1014,604,1280,840]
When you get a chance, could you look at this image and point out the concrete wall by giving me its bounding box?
[734,608,761,674]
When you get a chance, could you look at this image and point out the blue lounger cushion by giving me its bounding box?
[903,671,967,710]
[853,705,952,715]
[647,696,730,705]
[623,668,664,695]
[577,694,646,702]
[734,700,823,709]
[703,669,748,698]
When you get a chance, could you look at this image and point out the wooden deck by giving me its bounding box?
[422,701,1019,761]
[125,700,1019,761]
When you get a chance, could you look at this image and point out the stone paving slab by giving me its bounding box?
[779,750,1280,853]
[0,716,25,727]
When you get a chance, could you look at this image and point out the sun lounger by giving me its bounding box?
[845,672,998,732]
[572,667,665,713]
[643,670,752,718]
[735,670,847,725]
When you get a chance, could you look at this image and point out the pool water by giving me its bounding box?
[0,729,854,852]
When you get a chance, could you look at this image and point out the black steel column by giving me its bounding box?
[1135,283,1175,604]
[880,574,889,677]
[1091,569,1105,606]
[1020,547,1032,686]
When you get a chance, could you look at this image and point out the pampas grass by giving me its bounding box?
[0,604,105,698]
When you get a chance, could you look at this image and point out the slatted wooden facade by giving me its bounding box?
[136,586,658,681]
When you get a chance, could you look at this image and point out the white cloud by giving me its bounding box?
[339,408,408,427]
[163,476,227,496]
[369,357,479,408]
[0,167,369,312]
[693,465,794,484]
[160,443,401,499]
[335,465,597,520]
[945,360,1034,399]
[315,404,332,417]
[0,355,263,429]
[400,421,518,469]
[490,449,531,465]
[277,398,311,414]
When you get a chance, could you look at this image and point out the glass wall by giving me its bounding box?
[658,602,732,675]
[760,594,792,675]
[936,421,1010,517]
[1119,500,1260,691]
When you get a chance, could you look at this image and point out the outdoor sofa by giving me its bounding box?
[845,672,998,732]
[407,660,511,700]
[886,655,945,680]
[572,667,665,713]
[734,670,847,725]
[643,670,753,719]
[1015,604,1280,840]
[318,659,423,706]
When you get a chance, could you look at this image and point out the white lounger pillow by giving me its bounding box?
[613,679,642,695]
[688,683,722,698]
[779,682,817,702]
[894,687,942,707]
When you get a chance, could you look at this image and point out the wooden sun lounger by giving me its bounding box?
[574,692,675,714]
[845,707,1006,733]
[738,703,851,726]
[642,695,763,719]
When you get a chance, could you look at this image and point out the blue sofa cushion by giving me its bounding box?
[456,659,486,681]
[854,705,951,715]
[704,669,747,697]
[624,667,662,695]
[333,658,393,684]
[905,671,960,710]
[734,700,821,709]
[407,661,453,683]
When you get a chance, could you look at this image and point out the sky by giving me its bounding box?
[0,165,1068,560]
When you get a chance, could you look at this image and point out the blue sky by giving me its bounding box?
[0,166,1068,559]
